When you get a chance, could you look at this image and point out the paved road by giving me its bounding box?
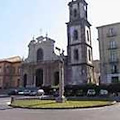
[0,97,120,120]
[0,97,11,110]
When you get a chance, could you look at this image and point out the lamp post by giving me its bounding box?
[55,47,66,103]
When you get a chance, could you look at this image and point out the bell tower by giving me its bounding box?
[66,0,94,85]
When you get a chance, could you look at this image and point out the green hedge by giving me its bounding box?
[41,84,120,97]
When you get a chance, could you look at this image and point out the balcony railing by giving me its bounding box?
[109,58,119,63]
[108,46,117,50]
[107,32,117,37]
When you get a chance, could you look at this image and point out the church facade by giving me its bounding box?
[21,36,62,87]
[21,0,95,88]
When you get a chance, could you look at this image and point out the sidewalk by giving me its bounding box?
[0,94,9,98]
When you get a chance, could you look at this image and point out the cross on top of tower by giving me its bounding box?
[70,0,88,5]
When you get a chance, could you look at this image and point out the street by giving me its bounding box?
[0,97,120,120]
[0,97,11,110]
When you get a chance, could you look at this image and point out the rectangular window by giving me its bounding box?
[109,28,114,35]
[111,65,118,74]
[111,76,119,83]
[12,67,15,74]
[73,30,78,40]
[107,28,117,37]
[88,49,91,61]
[109,40,117,49]
[87,30,90,41]
[74,49,79,60]
[0,67,2,73]
[17,67,21,74]
[6,66,10,74]
[110,51,117,62]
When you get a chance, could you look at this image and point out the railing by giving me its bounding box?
[108,46,117,50]
[107,32,117,37]
[109,58,119,63]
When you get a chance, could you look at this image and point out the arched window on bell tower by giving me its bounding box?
[73,9,77,18]
[37,48,43,61]
[73,30,78,40]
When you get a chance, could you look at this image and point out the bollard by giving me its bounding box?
[11,96,14,104]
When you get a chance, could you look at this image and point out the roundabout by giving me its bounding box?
[10,99,115,109]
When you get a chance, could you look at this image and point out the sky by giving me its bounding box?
[0,0,120,60]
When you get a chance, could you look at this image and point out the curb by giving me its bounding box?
[0,95,9,98]
[9,101,117,110]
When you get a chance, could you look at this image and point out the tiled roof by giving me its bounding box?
[0,56,22,63]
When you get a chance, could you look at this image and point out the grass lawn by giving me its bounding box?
[11,99,113,109]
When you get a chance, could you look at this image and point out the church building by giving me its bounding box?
[21,0,95,88]
[21,36,62,87]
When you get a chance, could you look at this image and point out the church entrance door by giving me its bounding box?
[36,69,43,87]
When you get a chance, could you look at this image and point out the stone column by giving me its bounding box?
[33,75,36,87]
[56,61,66,103]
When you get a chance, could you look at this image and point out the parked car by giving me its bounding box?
[53,89,59,97]
[65,89,74,96]
[17,87,25,95]
[7,88,18,95]
[99,89,108,96]
[29,90,38,96]
[8,87,44,96]
[75,89,84,96]
[37,89,44,96]
[87,89,96,96]
[18,89,31,96]
[25,87,38,96]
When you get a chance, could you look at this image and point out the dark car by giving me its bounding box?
[8,88,18,95]
[52,89,59,97]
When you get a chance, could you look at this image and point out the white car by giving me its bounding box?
[37,89,44,96]
[99,89,108,96]
[87,89,96,96]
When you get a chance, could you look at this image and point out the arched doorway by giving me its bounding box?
[54,72,59,86]
[36,69,43,87]
[23,74,27,87]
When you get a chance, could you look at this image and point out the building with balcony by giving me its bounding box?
[97,22,120,84]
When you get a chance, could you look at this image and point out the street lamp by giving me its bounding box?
[55,47,66,103]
